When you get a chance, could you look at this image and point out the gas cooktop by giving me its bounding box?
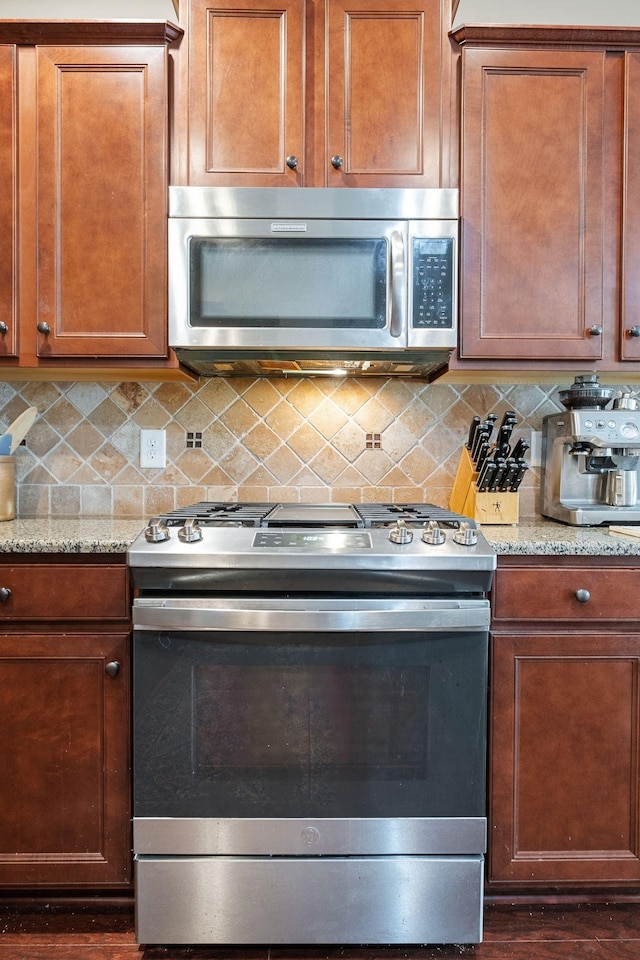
[128,500,496,594]
[155,501,476,529]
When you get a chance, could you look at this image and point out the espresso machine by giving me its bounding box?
[541,375,640,525]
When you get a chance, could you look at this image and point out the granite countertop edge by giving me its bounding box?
[1,516,640,556]
[0,518,147,554]
[481,520,640,556]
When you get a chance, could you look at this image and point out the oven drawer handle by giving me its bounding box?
[133,600,490,633]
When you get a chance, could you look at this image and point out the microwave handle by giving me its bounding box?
[389,230,406,339]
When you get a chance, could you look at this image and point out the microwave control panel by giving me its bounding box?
[411,238,454,329]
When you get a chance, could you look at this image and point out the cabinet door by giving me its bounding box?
[0,633,131,887]
[460,48,606,361]
[622,51,640,360]
[490,632,640,885]
[34,45,168,358]
[0,46,17,358]
[326,0,445,187]
[186,0,304,186]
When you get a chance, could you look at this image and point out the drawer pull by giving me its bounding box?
[0,586,11,603]
[105,661,120,678]
[575,588,591,603]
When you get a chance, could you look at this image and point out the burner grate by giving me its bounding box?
[355,503,475,528]
[160,502,274,527]
[155,501,474,528]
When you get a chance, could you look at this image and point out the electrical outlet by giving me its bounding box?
[140,428,166,468]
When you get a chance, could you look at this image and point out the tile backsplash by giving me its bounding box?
[0,377,591,519]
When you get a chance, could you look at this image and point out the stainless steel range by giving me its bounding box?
[128,502,496,946]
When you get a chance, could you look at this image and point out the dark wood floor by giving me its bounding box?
[0,902,639,959]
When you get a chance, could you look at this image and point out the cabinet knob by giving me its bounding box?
[574,588,591,603]
[0,322,7,336]
[330,155,343,170]
[629,326,640,338]
[0,586,11,603]
[105,661,120,678]
[37,322,50,335]
[286,155,298,170]
[587,325,602,337]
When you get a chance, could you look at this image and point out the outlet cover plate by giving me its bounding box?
[140,428,166,468]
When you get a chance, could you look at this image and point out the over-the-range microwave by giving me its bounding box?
[168,187,458,379]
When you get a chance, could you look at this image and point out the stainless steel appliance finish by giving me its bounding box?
[136,856,484,945]
[134,815,486,855]
[170,186,459,221]
[129,501,495,946]
[541,398,640,525]
[168,188,458,379]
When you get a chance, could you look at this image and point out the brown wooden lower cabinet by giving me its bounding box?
[489,557,640,890]
[0,557,131,889]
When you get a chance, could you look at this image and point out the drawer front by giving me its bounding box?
[0,564,129,621]
[493,566,640,622]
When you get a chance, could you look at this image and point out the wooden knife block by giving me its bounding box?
[449,447,519,525]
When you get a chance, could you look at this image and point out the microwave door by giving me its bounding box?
[169,219,409,352]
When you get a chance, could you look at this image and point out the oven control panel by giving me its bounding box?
[253,531,372,549]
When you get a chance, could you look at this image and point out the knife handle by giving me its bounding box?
[501,458,519,491]
[472,427,489,463]
[467,415,481,450]
[511,437,530,460]
[489,457,507,491]
[484,413,498,441]
[476,441,490,472]
[499,410,517,430]
[477,460,496,492]
[510,460,529,492]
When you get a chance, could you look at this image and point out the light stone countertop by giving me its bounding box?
[0,515,639,556]
[481,519,640,556]
[0,517,147,553]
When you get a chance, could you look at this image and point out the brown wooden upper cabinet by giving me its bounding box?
[622,51,640,360]
[452,25,640,374]
[34,43,170,360]
[456,37,607,362]
[177,0,452,187]
[0,21,186,377]
[0,45,17,359]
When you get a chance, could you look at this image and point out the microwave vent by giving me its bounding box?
[175,350,451,381]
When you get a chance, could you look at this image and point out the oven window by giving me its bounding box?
[133,630,487,819]
[194,664,428,780]
[189,238,387,328]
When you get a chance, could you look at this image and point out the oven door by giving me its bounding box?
[133,597,489,856]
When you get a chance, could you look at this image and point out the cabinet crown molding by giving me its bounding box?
[0,19,183,45]
[451,23,640,48]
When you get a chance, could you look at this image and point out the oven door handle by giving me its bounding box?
[132,598,490,633]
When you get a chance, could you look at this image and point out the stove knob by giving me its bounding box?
[144,517,170,543]
[178,518,203,542]
[453,521,478,547]
[388,519,413,544]
[421,520,446,545]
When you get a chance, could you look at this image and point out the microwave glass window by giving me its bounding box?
[189,238,387,328]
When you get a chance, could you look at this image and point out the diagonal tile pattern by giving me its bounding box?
[0,377,588,518]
